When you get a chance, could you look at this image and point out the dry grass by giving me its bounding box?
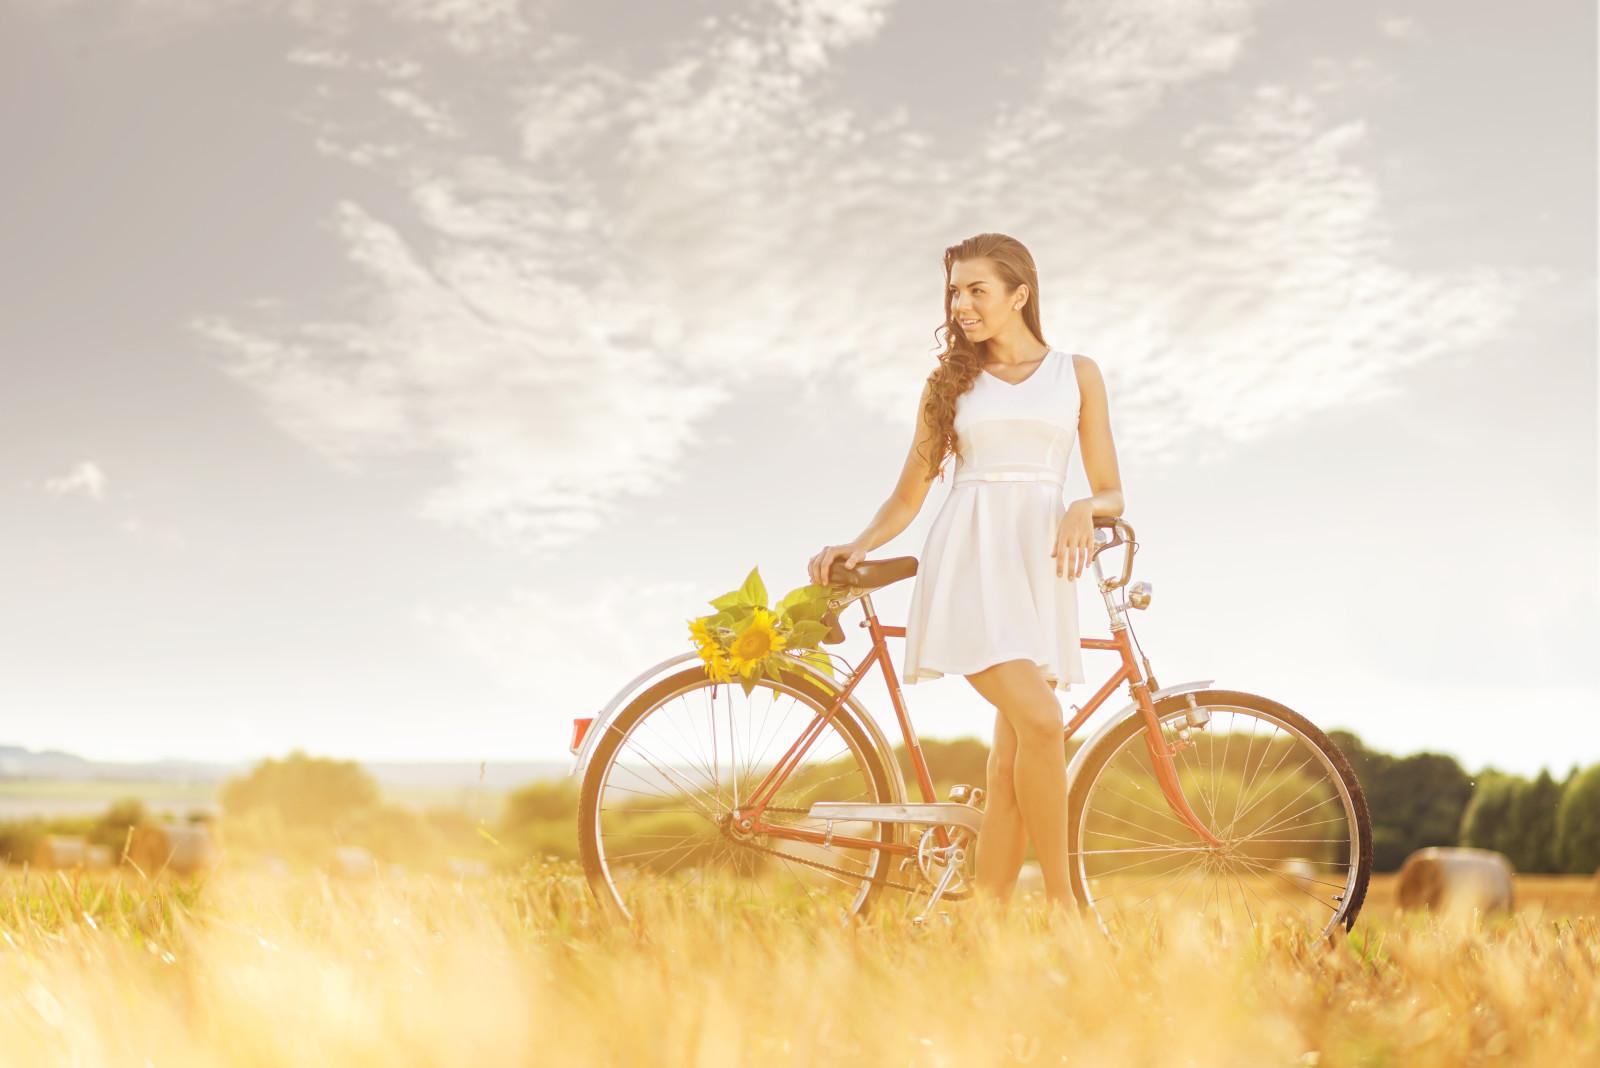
[0,864,1597,1067]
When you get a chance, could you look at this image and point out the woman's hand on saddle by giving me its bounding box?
[1053,499,1096,581]
[809,542,865,586]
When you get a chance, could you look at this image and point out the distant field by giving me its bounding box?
[1364,873,1600,918]
[0,779,518,820]
[0,780,220,819]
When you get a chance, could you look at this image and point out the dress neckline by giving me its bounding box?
[980,347,1055,388]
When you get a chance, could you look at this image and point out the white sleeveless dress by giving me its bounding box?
[901,346,1087,691]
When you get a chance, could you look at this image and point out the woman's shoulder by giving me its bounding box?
[1064,351,1100,374]
[1066,352,1109,406]
[1066,352,1104,384]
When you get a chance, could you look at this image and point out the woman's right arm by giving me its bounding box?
[807,379,944,585]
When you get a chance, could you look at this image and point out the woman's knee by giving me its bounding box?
[1007,701,1065,749]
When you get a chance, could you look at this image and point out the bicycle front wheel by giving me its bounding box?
[578,664,898,924]
[1067,689,1371,940]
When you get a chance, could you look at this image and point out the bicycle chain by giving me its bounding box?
[733,835,924,894]
[731,806,927,893]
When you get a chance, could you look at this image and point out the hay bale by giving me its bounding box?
[33,835,87,869]
[128,821,220,876]
[1397,847,1514,914]
[84,844,113,870]
[329,845,375,879]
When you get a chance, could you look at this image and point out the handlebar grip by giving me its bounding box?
[1090,515,1136,589]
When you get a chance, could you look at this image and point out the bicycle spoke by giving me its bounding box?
[1076,701,1365,940]
[587,669,889,924]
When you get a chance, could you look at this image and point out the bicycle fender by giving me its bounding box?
[568,650,702,777]
[568,651,910,807]
[1063,679,1216,792]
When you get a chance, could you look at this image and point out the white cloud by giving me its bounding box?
[43,461,107,503]
[194,189,730,549]
[1039,0,1268,129]
[414,576,703,710]
[193,0,1544,549]
[380,86,457,137]
[1377,15,1419,40]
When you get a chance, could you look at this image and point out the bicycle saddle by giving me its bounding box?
[826,556,918,590]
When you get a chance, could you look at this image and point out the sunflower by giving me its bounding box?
[686,617,732,682]
[727,607,787,680]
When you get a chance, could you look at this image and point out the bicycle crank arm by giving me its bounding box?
[807,802,983,837]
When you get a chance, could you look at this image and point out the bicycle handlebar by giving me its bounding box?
[1091,515,1136,589]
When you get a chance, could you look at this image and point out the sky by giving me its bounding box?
[0,0,1594,776]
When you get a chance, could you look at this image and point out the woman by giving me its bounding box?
[806,232,1125,905]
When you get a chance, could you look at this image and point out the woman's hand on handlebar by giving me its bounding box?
[808,542,865,586]
[1053,499,1096,581]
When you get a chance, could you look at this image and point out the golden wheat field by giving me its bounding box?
[0,864,1597,1067]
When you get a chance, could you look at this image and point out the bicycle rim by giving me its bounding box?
[1071,697,1365,940]
[580,668,893,923]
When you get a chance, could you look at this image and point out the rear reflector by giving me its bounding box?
[570,717,595,754]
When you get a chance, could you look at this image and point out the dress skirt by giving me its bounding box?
[901,476,1086,692]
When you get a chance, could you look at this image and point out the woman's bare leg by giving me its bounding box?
[973,708,1028,900]
[964,659,1071,903]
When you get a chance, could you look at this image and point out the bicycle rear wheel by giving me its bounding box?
[1067,689,1371,940]
[578,664,898,924]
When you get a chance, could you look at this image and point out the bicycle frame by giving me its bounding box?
[732,531,1224,858]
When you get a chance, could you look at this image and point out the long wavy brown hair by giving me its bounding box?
[919,233,1049,483]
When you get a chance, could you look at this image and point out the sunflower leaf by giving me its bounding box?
[775,583,826,614]
[785,620,831,649]
[708,587,745,610]
[781,600,825,625]
[738,567,768,609]
[722,605,755,628]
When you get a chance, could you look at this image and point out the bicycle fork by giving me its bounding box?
[1090,546,1225,851]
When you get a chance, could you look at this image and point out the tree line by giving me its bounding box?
[1327,732,1600,873]
[7,733,1597,875]
[893,732,1600,874]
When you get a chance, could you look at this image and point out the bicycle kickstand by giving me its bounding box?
[911,841,967,927]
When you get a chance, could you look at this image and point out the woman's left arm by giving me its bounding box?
[1053,354,1125,580]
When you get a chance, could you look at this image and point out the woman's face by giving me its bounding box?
[948,257,1023,343]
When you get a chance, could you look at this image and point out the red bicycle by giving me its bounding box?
[570,516,1372,937]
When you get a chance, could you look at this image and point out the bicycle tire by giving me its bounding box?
[1066,689,1372,939]
[578,664,898,925]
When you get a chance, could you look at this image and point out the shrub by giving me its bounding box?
[90,798,148,854]
[221,751,380,828]
[499,780,580,862]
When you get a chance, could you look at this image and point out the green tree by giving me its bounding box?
[1328,730,1473,871]
[1458,770,1564,872]
[1459,771,1520,859]
[1510,769,1565,873]
[1557,764,1600,874]
[221,750,379,828]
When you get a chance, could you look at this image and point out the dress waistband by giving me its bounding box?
[952,468,1066,486]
